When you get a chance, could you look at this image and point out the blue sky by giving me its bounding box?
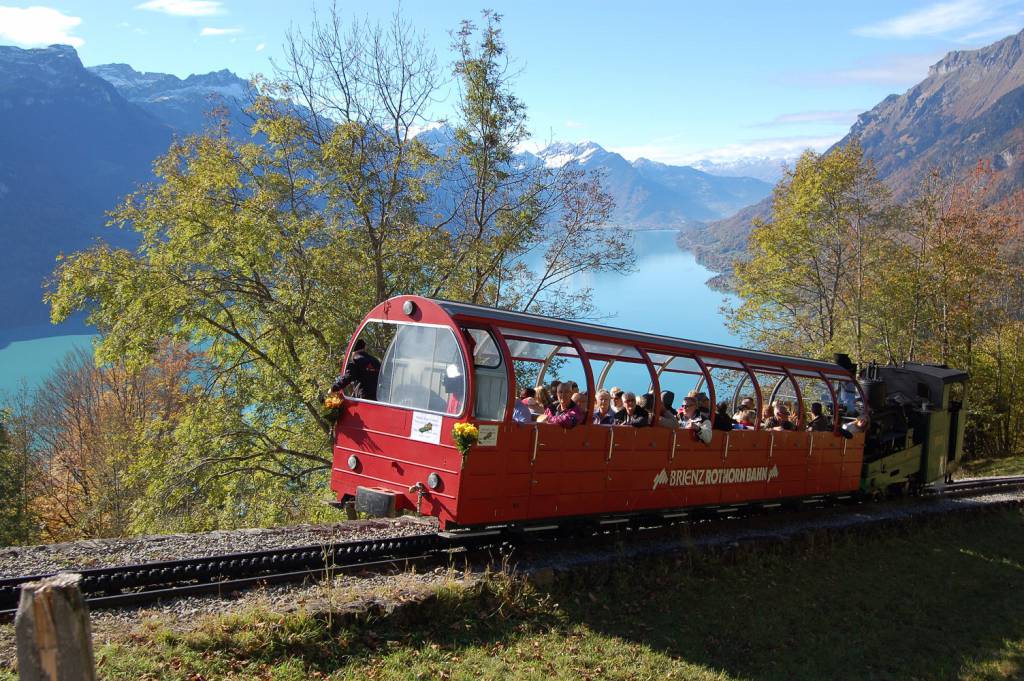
[1,0,1022,164]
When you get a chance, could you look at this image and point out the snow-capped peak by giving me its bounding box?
[535,140,605,168]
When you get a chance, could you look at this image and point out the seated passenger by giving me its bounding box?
[519,387,536,404]
[761,403,775,428]
[512,399,533,423]
[696,391,712,417]
[610,387,624,412]
[533,386,552,415]
[615,391,649,427]
[678,396,703,428]
[712,401,734,431]
[592,389,617,425]
[735,409,757,430]
[806,402,832,432]
[538,382,582,428]
[733,397,755,421]
[765,405,797,431]
[657,390,679,428]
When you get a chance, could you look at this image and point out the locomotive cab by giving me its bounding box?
[858,363,968,494]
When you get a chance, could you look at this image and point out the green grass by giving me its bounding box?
[959,455,1024,478]
[5,512,1024,680]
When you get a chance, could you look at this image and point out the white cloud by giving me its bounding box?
[956,21,1023,41]
[609,135,842,166]
[818,52,944,85]
[255,42,265,51]
[200,26,241,36]
[564,119,584,129]
[135,0,223,17]
[754,110,862,127]
[854,0,999,38]
[0,6,84,47]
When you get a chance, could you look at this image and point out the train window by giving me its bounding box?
[580,339,642,359]
[598,359,653,401]
[832,380,862,419]
[654,354,706,412]
[794,376,836,427]
[702,367,752,417]
[465,328,502,368]
[375,323,467,416]
[463,328,507,422]
[752,371,801,426]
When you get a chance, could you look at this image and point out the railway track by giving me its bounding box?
[3,474,1024,618]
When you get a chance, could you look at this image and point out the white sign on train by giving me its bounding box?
[652,465,780,490]
[476,424,498,447]
[409,411,442,444]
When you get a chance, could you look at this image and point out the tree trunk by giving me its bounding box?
[15,573,95,681]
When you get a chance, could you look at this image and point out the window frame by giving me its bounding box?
[348,319,471,419]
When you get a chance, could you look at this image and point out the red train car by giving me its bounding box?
[331,295,866,530]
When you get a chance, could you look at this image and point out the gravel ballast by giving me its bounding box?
[0,515,438,578]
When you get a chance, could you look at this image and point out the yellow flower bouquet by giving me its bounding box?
[452,422,479,466]
[323,393,345,421]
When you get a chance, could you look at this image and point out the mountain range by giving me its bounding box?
[686,28,1024,274]
[523,141,773,227]
[0,44,772,340]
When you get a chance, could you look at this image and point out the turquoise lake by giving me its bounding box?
[0,230,737,395]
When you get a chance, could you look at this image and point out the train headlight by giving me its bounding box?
[403,300,417,316]
[427,472,441,490]
[347,455,360,471]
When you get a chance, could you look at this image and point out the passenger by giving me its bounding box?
[765,405,797,431]
[761,403,775,428]
[592,389,617,425]
[512,399,533,423]
[806,402,832,432]
[574,391,589,414]
[519,387,536,404]
[546,381,561,409]
[615,391,650,427]
[330,338,381,400]
[657,390,679,428]
[610,387,624,412]
[696,392,711,418]
[678,396,703,428]
[538,382,582,428]
[734,409,757,430]
[531,386,551,417]
[712,401,734,431]
[733,397,755,421]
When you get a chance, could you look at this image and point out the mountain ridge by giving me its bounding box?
[686,27,1024,275]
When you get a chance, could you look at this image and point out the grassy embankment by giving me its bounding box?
[5,509,1024,680]
[959,455,1024,478]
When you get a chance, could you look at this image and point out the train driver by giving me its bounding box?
[331,338,381,400]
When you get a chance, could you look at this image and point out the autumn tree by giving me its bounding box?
[727,141,891,363]
[48,9,629,529]
[26,344,198,540]
[0,406,36,545]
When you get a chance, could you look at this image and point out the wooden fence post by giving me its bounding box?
[15,573,96,681]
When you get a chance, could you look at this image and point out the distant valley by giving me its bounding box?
[0,44,773,341]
